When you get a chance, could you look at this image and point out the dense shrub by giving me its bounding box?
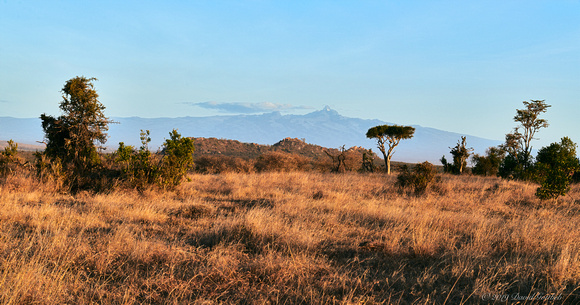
[158,130,195,187]
[115,129,195,190]
[396,161,438,194]
[472,146,505,176]
[533,137,579,200]
[255,151,310,172]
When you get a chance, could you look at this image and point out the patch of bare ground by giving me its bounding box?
[0,171,579,304]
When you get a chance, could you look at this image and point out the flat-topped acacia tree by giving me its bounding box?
[366,124,415,174]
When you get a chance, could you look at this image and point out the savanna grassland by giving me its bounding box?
[0,171,579,304]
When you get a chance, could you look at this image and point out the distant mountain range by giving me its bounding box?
[0,106,501,164]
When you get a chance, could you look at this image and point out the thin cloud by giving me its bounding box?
[184,101,312,114]
[0,99,9,103]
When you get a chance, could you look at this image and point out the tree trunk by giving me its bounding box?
[379,150,389,174]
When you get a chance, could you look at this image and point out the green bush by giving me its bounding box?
[0,140,22,176]
[115,129,195,190]
[471,146,505,177]
[158,129,195,187]
[533,137,579,200]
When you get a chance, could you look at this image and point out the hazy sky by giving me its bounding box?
[1,1,579,146]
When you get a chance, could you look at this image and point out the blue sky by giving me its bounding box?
[1,0,579,147]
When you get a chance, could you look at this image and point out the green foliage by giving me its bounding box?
[39,76,112,190]
[533,137,580,200]
[396,161,438,194]
[159,130,195,187]
[443,136,473,174]
[514,100,551,167]
[498,131,529,180]
[0,140,21,175]
[471,146,505,176]
[500,100,551,180]
[366,125,415,140]
[115,139,158,189]
[115,129,195,190]
[366,124,415,174]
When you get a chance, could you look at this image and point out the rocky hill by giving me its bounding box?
[194,137,377,161]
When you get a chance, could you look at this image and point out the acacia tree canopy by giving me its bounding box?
[366,124,415,174]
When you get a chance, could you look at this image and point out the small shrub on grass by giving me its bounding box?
[0,140,25,176]
[396,161,438,194]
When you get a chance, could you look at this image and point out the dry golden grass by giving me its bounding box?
[0,171,579,304]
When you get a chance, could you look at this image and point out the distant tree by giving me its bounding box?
[498,100,550,180]
[442,136,473,174]
[533,137,580,200]
[40,76,112,188]
[515,100,551,169]
[471,146,505,176]
[451,136,473,174]
[440,155,452,173]
[366,125,415,174]
[498,131,526,179]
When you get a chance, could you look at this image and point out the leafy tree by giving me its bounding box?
[40,76,112,188]
[533,137,579,200]
[515,100,551,169]
[498,100,550,180]
[498,131,527,179]
[446,136,473,174]
[471,146,505,176]
[366,125,415,174]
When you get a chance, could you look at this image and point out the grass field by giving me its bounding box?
[0,171,579,304]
